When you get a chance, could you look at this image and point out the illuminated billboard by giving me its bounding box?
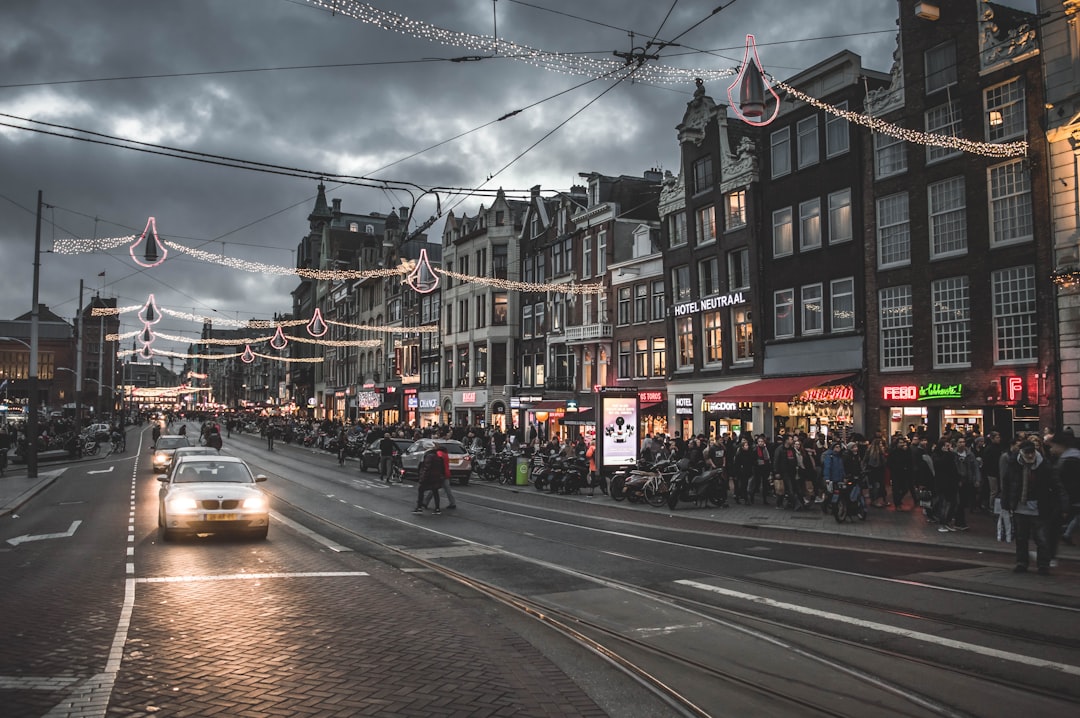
[600,395,638,467]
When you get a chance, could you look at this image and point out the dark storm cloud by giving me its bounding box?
[0,0,903,350]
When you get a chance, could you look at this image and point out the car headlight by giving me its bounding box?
[167,497,198,512]
[154,453,169,464]
[242,496,268,511]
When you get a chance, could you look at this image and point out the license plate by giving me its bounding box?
[206,513,238,521]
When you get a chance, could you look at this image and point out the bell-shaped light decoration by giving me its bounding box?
[138,294,162,325]
[139,325,155,344]
[727,34,782,127]
[138,343,153,360]
[269,325,289,350]
[241,345,255,363]
[129,217,168,268]
[404,248,440,294]
[306,307,328,337]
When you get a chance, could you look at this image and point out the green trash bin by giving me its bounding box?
[515,456,531,486]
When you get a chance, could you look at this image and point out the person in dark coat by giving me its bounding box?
[1001,440,1068,574]
[933,439,962,531]
[887,438,914,510]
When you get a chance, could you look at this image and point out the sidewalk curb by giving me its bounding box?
[0,469,65,518]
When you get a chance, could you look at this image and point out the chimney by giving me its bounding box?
[399,206,409,221]
[332,198,342,215]
[644,168,663,182]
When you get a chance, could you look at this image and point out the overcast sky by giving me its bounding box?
[0,0,1020,361]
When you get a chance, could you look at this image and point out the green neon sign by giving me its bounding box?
[918,383,964,401]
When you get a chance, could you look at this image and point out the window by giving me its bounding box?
[830,278,855,332]
[986,77,1025,142]
[458,300,469,332]
[875,131,907,178]
[877,192,910,268]
[651,337,666,377]
[771,127,791,178]
[925,41,957,94]
[552,293,565,332]
[457,346,470,385]
[535,354,545,385]
[492,292,508,325]
[993,265,1037,364]
[534,303,545,334]
[932,276,971,368]
[732,307,753,362]
[925,100,962,163]
[536,252,546,282]
[799,198,822,251]
[444,349,454,388]
[495,210,505,226]
[474,345,488,386]
[801,283,823,335]
[929,176,967,258]
[668,213,687,247]
[652,280,665,321]
[618,340,632,379]
[522,305,533,338]
[445,304,453,334]
[475,294,486,328]
[774,289,794,338]
[348,222,359,232]
[797,116,819,168]
[728,248,750,290]
[582,236,593,278]
[582,294,593,326]
[879,285,913,371]
[531,215,541,238]
[828,189,852,244]
[699,257,720,296]
[635,339,649,378]
[597,231,607,276]
[773,207,793,257]
[726,190,746,229]
[634,284,648,323]
[692,156,714,194]
[704,310,723,365]
[826,101,849,157]
[552,241,565,275]
[672,265,691,302]
[989,159,1032,246]
[676,316,694,368]
[696,205,717,244]
[617,287,631,325]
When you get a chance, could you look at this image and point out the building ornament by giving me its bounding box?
[658,170,686,215]
[865,33,904,116]
[979,0,1039,71]
[677,78,724,147]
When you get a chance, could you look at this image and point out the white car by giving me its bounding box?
[157,456,269,541]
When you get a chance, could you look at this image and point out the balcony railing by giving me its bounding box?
[564,324,613,342]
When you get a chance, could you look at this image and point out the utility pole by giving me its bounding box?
[74,279,83,437]
[27,190,42,479]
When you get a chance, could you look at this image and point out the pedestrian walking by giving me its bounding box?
[378,434,397,482]
[208,428,223,453]
[266,422,275,451]
[414,445,447,514]
[1002,440,1068,574]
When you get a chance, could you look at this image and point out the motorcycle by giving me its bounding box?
[829,475,867,522]
[530,453,555,491]
[610,458,674,503]
[666,462,727,509]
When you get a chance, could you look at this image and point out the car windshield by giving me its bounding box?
[157,437,189,450]
[174,463,252,483]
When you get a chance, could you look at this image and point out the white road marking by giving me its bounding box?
[6,520,83,546]
[137,571,368,584]
[87,466,114,475]
[269,510,353,552]
[677,579,1080,677]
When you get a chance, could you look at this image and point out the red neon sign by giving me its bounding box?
[883,385,918,401]
[639,391,665,403]
[1004,376,1023,402]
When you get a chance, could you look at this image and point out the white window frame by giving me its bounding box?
[774,288,795,339]
[929,176,967,259]
[728,247,750,290]
[830,277,855,332]
[925,100,962,164]
[771,127,791,178]
[925,41,957,94]
[676,316,695,369]
[879,285,913,371]
[985,76,1026,143]
[772,207,793,257]
[732,306,753,363]
[932,276,971,368]
[826,101,850,157]
[725,190,747,229]
[801,283,823,335]
[992,265,1038,365]
[988,159,1033,247]
[877,192,910,269]
[696,205,717,245]
[797,116,819,168]
[703,310,723,366]
[875,131,907,179]
[828,188,852,244]
[799,198,822,251]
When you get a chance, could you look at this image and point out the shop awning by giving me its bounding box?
[529,400,566,411]
[561,408,594,425]
[703,373,856,403]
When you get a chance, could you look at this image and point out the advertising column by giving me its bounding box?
[597,388,639,479]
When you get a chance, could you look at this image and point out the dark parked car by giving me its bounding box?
[360,438,414,472]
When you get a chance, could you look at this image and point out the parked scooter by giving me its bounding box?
[666,461,727,509]
[829,475,867,522]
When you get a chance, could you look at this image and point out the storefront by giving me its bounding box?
[452,389,488,427]
[638,390,668,438]
[699,398,752,439]
[490,400,510,432]
[417,392,440,427]
[403,388,418,428]
[703,372,858,442]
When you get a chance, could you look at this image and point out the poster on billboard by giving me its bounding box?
[600,395,638,468]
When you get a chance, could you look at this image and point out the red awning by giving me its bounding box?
[703,373,856,403]
[529,400,566,411]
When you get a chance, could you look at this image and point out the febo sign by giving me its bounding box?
[883,385,918,401]
[882,383,964,401]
